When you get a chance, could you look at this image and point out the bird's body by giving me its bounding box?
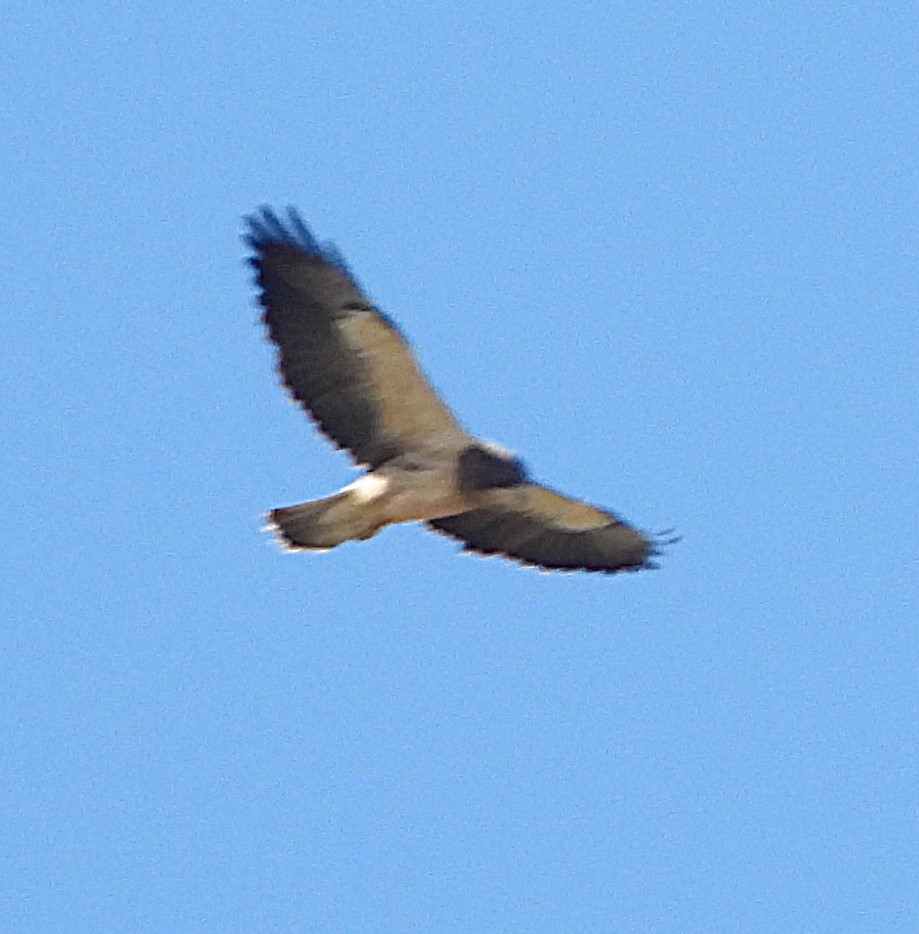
[245,207,665,574]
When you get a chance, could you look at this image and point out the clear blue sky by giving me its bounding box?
[2,2,916,931]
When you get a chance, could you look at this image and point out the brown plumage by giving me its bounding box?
[245,206,670,574]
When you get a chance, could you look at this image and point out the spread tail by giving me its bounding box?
[265,490,381,551]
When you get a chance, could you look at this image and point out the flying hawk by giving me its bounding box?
[245,207,667,574]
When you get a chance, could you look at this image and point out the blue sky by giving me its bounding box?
[2,2,916,930]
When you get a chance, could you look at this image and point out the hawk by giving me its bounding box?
[245,207,668,574]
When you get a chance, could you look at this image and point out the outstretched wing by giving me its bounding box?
[245,207,467,467]
[429,484,657,574]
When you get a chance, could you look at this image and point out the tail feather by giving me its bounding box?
[266,491,380,551]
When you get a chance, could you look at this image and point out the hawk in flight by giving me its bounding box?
[245,207,667,574]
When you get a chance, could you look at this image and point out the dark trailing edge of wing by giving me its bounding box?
[429,505,670,574]
[244,207,394,466]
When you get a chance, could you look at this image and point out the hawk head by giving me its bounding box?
[457,443,529,492]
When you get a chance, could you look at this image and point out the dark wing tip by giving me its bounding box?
[242,206,354,277]
[647,529,681,557]
[451,541,645,576]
